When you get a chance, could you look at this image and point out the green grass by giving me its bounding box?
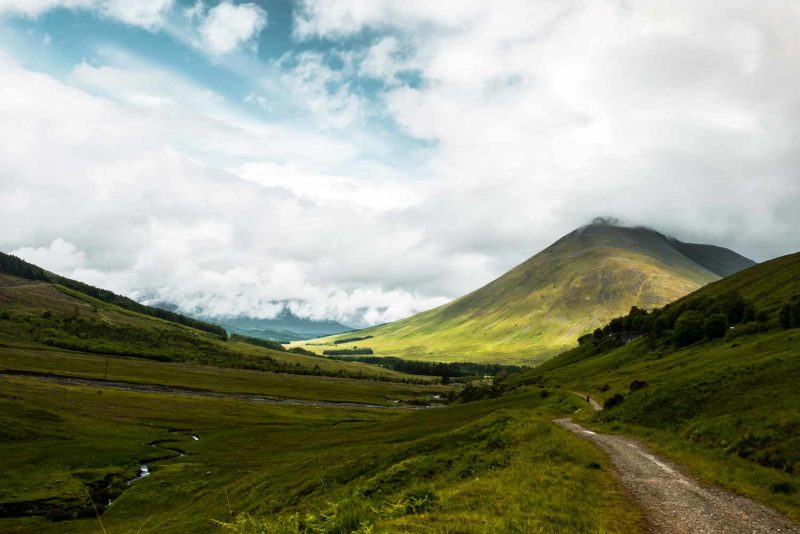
[296,225,726,364]
[0,347,447,405]
[0,376,643,533]
[0,273,438,385]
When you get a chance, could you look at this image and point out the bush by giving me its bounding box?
[779,304,792,329]
[704,313,729,339]
[398,487,438,514]
[673,310,706,347]
[603,393,624,410]
[770,482,796,495]
[629,380,649,392]
[792,299,800,328]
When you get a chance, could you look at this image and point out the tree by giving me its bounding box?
[673,310,706,347]
[779,304,792,329]
[718,291,747,324]
[792,299,800,328]
[705,313,729,339]
[603,393,625,409]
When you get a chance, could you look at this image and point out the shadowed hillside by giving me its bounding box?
[299,221,754,364]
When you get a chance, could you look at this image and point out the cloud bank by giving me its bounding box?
[1,0,800,327]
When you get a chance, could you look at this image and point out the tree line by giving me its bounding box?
[325,355,524,380]
[577,288,776,355]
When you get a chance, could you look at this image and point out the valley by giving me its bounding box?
[1,236,798,533]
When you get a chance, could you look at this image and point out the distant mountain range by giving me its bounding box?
[298,221,755,364]
[149,302,352,341]
[206,310,353,342]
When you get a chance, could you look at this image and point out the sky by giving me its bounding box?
[1,0,799,328]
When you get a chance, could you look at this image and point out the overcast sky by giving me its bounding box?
[1,0,799,327]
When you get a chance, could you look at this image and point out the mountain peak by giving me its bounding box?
[302,223,756,364]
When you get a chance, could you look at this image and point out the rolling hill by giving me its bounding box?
[0,251,442,385]
[299,221,755,364]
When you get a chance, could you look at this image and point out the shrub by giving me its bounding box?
[792,299,800,328]
[770,482,796,495]
[705,313,729,339]
[603,393,624,410]
[779,304,792,329]
[399,487,438,514]
[673,310,706,347]
[629,380,649,392]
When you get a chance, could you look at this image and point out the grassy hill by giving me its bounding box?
[505,251,800,520]
[0,252,444,386]
[298,222,754,364]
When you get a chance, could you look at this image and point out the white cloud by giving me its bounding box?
[0,0,174,30]
[244,91,270,111]
[3,0,800,329]
[0,0,94,17]
[12,239,88,274]
[101,0,174,30]
[199,1,266,55]
[293,0,800,264]
[0,50,456,327]
[277,50,365,128]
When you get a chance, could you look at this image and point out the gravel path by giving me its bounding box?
[571,390,603,411]
[556,417,799,533]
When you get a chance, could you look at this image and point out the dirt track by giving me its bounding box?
[556,417,799,533]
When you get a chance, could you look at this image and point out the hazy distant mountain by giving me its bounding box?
[300,221,755,364]
[205,309,353,342]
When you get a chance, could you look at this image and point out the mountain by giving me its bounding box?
[299,221,755,364]
[208,310,353,341]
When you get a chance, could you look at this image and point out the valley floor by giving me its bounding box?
[0,351,643,533]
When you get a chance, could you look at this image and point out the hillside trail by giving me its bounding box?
[556,395,798,533]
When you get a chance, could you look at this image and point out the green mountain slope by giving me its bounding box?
[0,253,441,385]
[300,222,754,364]
[506,251,800,519]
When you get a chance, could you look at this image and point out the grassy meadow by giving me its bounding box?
[0,373,643,533]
